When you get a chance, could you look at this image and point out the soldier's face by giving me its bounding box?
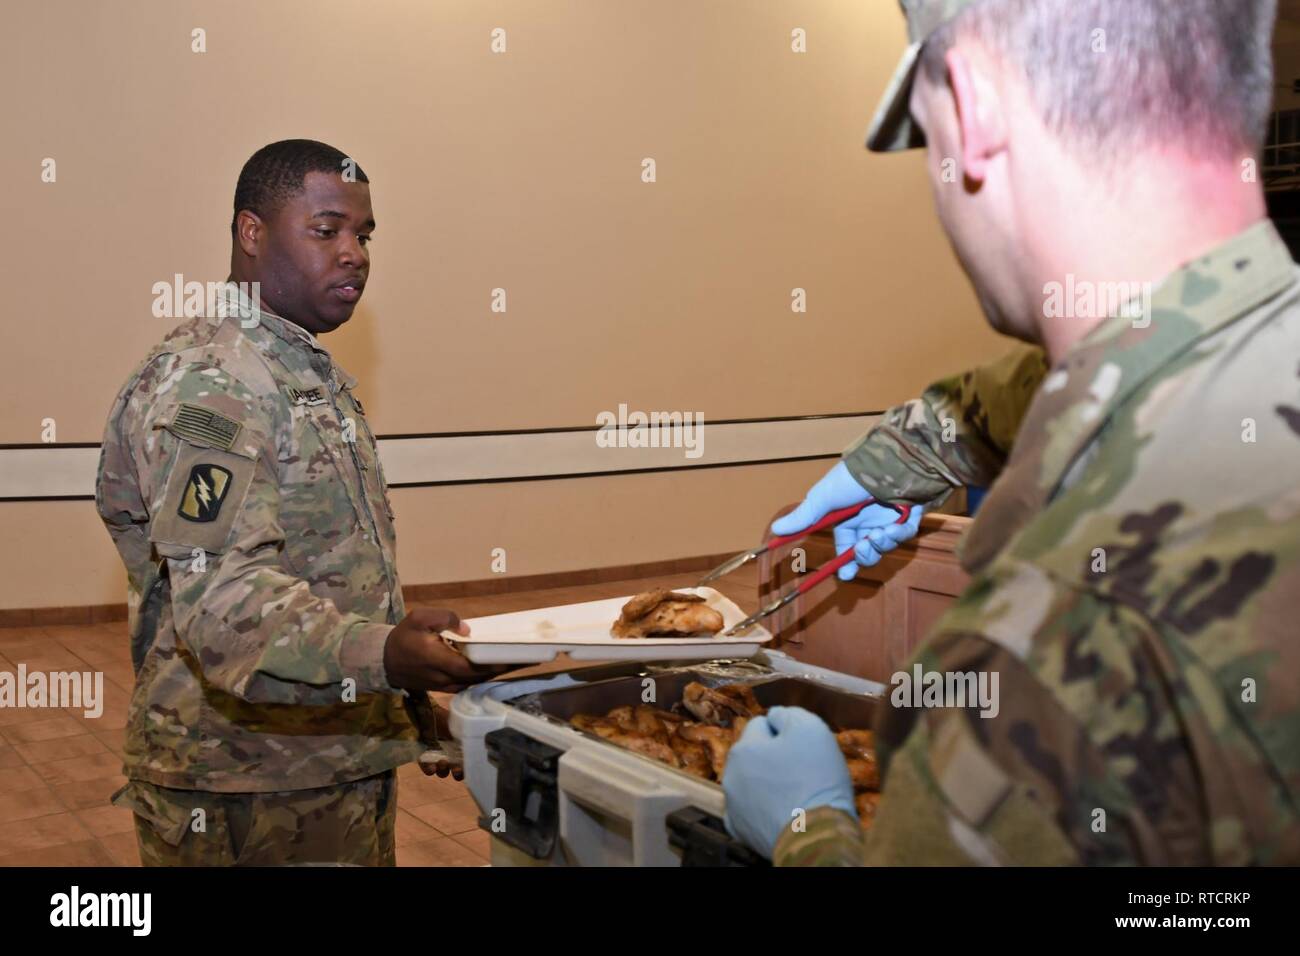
[256,171,375,335]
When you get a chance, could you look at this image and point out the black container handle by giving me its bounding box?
[667,806,770,867]
[479,728,563,860]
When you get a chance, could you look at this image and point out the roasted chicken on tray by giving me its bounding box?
[611,590,725,639]
[570,681,881,830]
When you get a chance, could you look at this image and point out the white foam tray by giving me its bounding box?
[444,587,773,664]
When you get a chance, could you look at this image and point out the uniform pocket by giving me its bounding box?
[111,781,195,847]
[112,781,245,864]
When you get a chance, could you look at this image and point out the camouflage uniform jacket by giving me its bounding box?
[95,284,423,793]
[777,220,1300,865]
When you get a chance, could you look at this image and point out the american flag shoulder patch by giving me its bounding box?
[169,403,241,451]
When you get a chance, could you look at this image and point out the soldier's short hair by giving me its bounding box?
[920,0,1277,160]
[231,139,369,238]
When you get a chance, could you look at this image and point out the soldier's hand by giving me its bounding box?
[384,607,508,692]
[418,749,463,781]
[416,703,465,780]
[773,462,924,581]
[723,706,857,859]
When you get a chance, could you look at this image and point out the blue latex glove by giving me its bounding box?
[723,706,857,859]
[772,461,926,580]
[831,500,924,580]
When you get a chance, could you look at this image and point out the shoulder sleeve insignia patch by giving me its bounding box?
[150,443,256,557]
[169,403,241,451]
[178,463,234,523]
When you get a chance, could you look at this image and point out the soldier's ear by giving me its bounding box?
[945,45,1008,186]
[234,209,264,258]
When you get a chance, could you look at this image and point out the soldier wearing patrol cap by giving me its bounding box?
[96,139,504,865]
[724,0,1300,864]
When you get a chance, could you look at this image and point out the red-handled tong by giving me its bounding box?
[698,499,912,637]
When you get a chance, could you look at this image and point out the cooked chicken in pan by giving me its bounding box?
[681,681,763,726]
[668,728,714,779]
[611,590,725,639]
[855,791,880,826]
[604,731,678,765]
[571,705,733,779]
[835,729,875,760]
[677,720,750,778]
[837,729,880,791]
[570,682,882,830]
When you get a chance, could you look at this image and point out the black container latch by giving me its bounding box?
[479,728,562,859]
[667,807,770,867]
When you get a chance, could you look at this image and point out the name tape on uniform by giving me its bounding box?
[284,385,328,407]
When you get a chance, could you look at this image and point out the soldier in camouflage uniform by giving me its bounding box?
[96,140,500,865]
[725,0,1300,865]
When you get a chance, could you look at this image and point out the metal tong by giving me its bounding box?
[698,500,912,636]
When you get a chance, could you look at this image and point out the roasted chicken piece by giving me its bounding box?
[571,713,621,739]
[579,706,675,739]
[845,757,879,790]
[856,791,880,829]
[632,705,679,741]
[836,729,875,761]
[605,731,680,767]
[836,729,879,788]
[668,726,714,779]
[651,706,685,727]
[718,684,763,716]
[604,705,636,731]
[573,709,688,769]
[681,683,730,724]
[676,717,750,778]
[731,716,750,744]
[677,723,734,778]
[612,590,725,639]
[681,681,765,727]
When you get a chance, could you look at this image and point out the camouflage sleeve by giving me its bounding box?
[776,562,1170,866]
[843,344,1048,506]
[127,358,396,703]
[773,807,868,866]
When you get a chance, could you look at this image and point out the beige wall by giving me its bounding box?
[0,0,1007,610]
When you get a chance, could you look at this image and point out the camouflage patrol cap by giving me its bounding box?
[867,0,986,152]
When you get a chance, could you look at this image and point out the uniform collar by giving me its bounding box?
[958,219,1298,575]
[213,282,358,389]
[1068,218,1294,399]
[1045,219,1296,485]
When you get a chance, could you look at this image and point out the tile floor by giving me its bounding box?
[0,567,757,866]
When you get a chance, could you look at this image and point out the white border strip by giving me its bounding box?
[380,416,877,485]
[0,415,877,499]
[0,447,104,499]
